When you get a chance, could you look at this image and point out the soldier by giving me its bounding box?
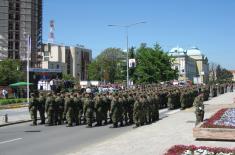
[122,93,129,125]
[54,93,64,125]
[145,94,152,124]
[45,93,55,126]
[53,93,60,125]
[180,91,186,110]
[38,92,46,124]
[193,93,204,126]
[127,93,134,124]
[29,93,38,126]
[167,91,174,110]
[110,93,123,128]
[83,93,95,128]
[94,94,104,126]
[81,93,87,124]
[74,93,83,125]
[102,93,109,124]
[64,94,74,127]
[133,96,142,128]
[231,83,234,92]
[153,92,160,121]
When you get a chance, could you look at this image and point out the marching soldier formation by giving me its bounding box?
[28,82,234,128]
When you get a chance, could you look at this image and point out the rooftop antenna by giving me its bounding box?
[48,20,55,43]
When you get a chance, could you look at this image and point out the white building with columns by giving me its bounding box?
[169,46,209,84]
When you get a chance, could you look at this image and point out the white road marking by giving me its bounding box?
[0,138,22,144]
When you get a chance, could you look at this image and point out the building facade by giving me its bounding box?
[229,70,235,81]
[42,43,92,80]
[170,47,209,84]
[187,47,209,84]
[169,47,197,82]
[0,0,42,67]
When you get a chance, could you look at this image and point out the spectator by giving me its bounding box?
[2,88,8,99]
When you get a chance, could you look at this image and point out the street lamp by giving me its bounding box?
[108,21,146,88]
[23,31,31,104]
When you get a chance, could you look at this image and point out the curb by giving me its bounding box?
[0,104,28,110]
[0,120,32,127]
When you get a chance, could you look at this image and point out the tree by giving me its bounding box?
[87,48,126,83]
[88,60,101,81]
[209,62,218,84]
[0,59,24,85]
[215,65,233,83]
[133,43,177,83]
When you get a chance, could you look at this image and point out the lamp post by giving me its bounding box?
[26,34,31,104]
[108,21,146,88]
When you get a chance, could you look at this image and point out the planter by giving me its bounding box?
[193,108,235,140]
[193,123,235,140]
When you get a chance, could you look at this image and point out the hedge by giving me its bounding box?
[0,98,28,105]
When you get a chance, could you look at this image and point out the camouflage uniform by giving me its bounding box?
[94,94,105,126]
[54,93,64,125]
[38,93,45,124]
[193,94,204,126]
[29,93,38,125]
[64,94,74,127]
[83,94,95,128]
[110,94,123,128]
[45,93,55,126]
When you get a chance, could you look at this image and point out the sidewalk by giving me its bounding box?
[69,92,235,155]
[0,107,31,127]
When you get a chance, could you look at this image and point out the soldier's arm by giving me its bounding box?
[28,102,32,110]
[64,101,68,114]
[45,99,50,112]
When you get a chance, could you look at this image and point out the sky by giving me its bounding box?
[43,0,235,70]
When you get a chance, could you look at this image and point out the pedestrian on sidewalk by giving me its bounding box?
[193,93,204,126]
[2,88,8,99]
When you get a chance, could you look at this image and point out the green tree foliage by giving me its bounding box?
[0,59,24,85]
[88,48,126,83]
[133,43,177,83]
[216,65,233,82]
[62,73,76,81]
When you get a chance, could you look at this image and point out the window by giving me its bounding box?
[9,14,14,20]
[8,41,13,50]
[9,2,14,10]
[8,22,13,30]
[44,51,49,56]
[15,3,20,11]
[15,14,20,20]
[15,32,19,40]
[8,32,13,39]
[44,57,49,61]
[15,42,19,50]
[15,22,20,30]
[15,51,19,59]
[8,51,13,59]
[56,64,60,69]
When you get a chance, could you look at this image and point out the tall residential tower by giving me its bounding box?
[0,0,42,67]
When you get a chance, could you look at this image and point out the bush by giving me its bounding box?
[0,98,27,105]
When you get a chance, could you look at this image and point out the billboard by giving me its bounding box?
[129,59,136,68]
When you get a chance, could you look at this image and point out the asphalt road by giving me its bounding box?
[0,108,174,155]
